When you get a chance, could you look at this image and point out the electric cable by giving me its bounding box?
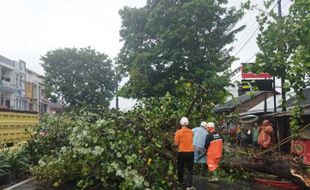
[233,1,280,57]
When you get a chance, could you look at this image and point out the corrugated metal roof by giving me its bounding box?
[214,91,265,113]
[285,88,310,108]
[248,94,282,112]
[264,107,310,117]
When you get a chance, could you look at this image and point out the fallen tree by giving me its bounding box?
[26,91,309,189]
[221,150,310,189]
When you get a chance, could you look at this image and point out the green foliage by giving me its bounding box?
[286,1,310,92]
[41,47,117,109]
[255,7,292,78]
[29,89,226,189]
[0,146,30,177]
[27,114,72,164]
[0,154,11,175]
[118,0,245,101]
[29,100,184,189]
[27,87,246,189]
[250,0,310,133]
[216,167,251,183]
[254,0,310,90]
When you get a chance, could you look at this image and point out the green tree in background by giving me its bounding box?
[253,0,290,112]
[41,47,117,109]
[249,0,309,133]
[118,0,245,103]
[286,1,310,95]
[252,0,310,103]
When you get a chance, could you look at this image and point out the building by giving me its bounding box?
[0,55,27,110]
[214,91,278,114]
[220,63,282,113]
[25,69,49,113]
[0,54,58,114]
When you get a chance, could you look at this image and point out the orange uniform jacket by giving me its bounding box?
[204,131,223,172]
[174,127,194,152]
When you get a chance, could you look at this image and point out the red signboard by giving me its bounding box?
[241,67,272,79]
[304,140,310,165]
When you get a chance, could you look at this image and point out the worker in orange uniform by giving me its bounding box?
[174,117,196,190]
[204,122,224,175]
[258,120,273,149]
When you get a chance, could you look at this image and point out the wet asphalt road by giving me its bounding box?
[3,176,286,190]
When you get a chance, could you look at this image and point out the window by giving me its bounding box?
[16,74,19,86]
[16,98,19,109]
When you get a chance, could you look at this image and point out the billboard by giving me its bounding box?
[238,64,273,95]
[240,67,272,79]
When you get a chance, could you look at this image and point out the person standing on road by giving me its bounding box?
[240,125,248,146]
[174,117,196,190]
[252,122,259,147]
[236,123,241,145]
[192,121,208,175]
[204,122,224,173]
[258,120,273,149]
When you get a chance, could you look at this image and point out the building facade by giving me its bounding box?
[25,69,49,113]
[0,54,51,113]
[0,55,27,110]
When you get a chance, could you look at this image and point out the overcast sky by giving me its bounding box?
[0,0,291,109]
[0,0,146,74]
[0,0,292,74]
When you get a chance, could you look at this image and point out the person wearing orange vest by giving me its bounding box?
[204,122,224,173]
[174,117,196,190]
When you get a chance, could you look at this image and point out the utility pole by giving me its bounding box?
[277,0,289,153]
[278,0,286,112]
[264,91,267,113]
[116,86,119,110]
[115,70,119,110]
[273,77,276,112]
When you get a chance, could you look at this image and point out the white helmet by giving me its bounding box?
[207,122,215,128]
[200,121,207,128]
[180,117,189,126]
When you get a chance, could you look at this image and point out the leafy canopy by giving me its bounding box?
[247,0,310,132]
[251,0,310,94]
[118,0,245,100]
[41,47,117,108]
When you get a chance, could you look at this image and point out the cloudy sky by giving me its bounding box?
[0,0,145,74]
[0,0,291,109]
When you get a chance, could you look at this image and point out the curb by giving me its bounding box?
[4,177,37,190]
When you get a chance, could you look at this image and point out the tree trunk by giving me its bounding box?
[222,155,309,189]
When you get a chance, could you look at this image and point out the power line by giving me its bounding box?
[236,15,258,43]
[234,27,259,56]
[234,0,291,58]
[233,1,280,57]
